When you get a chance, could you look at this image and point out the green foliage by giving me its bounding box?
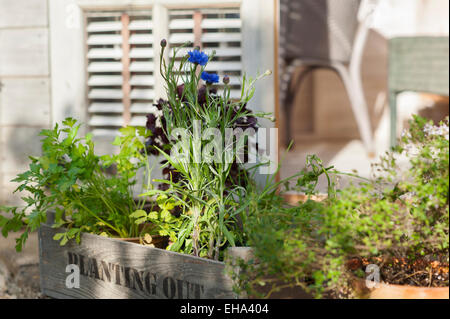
[0,119,150,251]
[129,194,185,246]
[237,116,449,298]
[138,44,272,260]
[0,42,272,261]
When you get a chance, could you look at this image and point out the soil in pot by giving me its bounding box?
[348,256,449,299]
[116,234,169,249]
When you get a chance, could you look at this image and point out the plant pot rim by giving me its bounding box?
[352,276,449,299]
[369,282,449,299]
[373,282,449,291]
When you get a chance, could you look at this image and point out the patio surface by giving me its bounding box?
[0,232,41,299]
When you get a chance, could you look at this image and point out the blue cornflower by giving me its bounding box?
[187,50,209,66]
[201,72,220,84]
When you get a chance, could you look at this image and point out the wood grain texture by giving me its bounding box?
[0,78,50,127]
[0,126,45,173]
[0,0,48,28]
[38,224,237,299]
[0,28,49,77]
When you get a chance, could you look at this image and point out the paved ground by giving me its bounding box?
[280,108,391,193]
[0,231,43,299]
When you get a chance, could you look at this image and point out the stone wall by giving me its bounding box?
[0,0,51,206]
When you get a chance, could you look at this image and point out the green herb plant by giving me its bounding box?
[0,119,153,251]
[235,116,449,298]
[139,41,272,260]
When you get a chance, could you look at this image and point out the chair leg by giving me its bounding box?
[283,65,313,147]
[389,92,398,148]
[334,64,375,156]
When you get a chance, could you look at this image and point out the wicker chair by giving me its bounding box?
[280,0,378,154]
[388,36,449,146]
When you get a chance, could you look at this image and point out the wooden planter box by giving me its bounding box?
[38,224,239,299]
[37,197,323,300]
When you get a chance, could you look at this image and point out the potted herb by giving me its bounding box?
[0,119,154,250]
[235,116,449,299]
[134,41,272,260]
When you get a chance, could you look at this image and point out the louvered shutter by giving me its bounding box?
[86,7,244,142]
[50,0,275,180]
[86,11,155,142]
[82,3,264,151]
[168,8,243,99]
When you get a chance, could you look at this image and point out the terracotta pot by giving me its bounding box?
[282,194,328,206]
[348,256,449,299]
[352,277,449,299]
[368,283,449,299]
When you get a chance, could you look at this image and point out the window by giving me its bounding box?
[50,0,276,157]
[86,10,155,138]
[168,8,243,99]
[84,6,245,145]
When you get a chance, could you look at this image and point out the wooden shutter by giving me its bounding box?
[168,8,243,99]
[86,10,155,140]
[50,0,276,177]
[85,5,246,145]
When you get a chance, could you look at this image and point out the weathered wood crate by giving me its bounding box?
[38,224,241,299]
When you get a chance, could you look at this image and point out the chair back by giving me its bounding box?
[389,36,449,96]
[280,0,361,63]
